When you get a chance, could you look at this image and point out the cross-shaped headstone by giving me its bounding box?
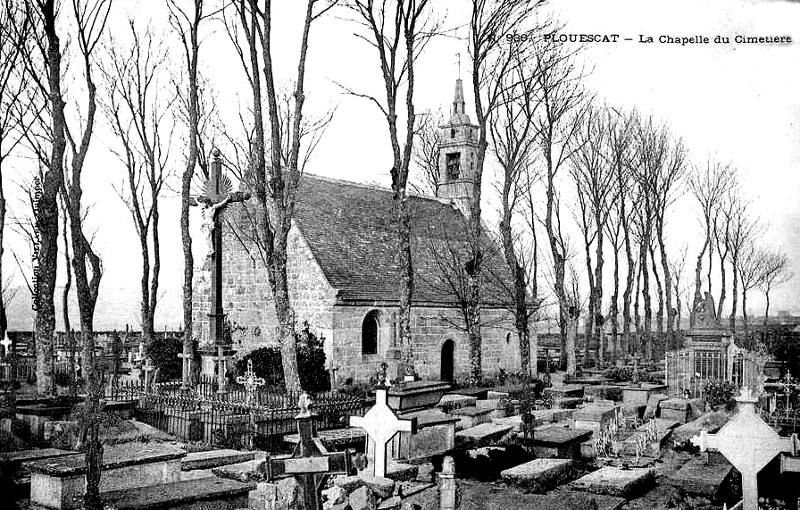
[177,351,193,390]
[142,358,156,391]
[236,359,265,405]
[350,386,418,478]
[775,372,796,414]
[691,386,800,510]
[265,394,353,510]
[0,333,12,358]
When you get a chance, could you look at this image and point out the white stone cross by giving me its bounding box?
[0,333,11,358]
[177,351,193,390]
[350,388,417,478]
[691,386,799,510]
[236,359,265,405]
[142,358,156,390]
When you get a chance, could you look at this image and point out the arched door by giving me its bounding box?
[441,340,455,382]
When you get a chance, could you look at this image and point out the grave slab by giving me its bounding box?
[622,384,668,406]
[390,409,458,462]
[500,458,574,492]
[211,459,266,483]
[449,406,493,430]
[569,466,655,498]
[385,459,418,481]
[666,458,734,500]
[101,477,255,510]
[573,404,621,433]
[487,390,509,400]
[0,448,77,465]
[554,397,583,409]
[455,423,513,447]
[584,385,624,402]
[283,426,367,452]
[671,411,729,445]
[531,427,593,459]
[533,408,574,423]
[642,393,668,420]
[492,414,543,432]
[475,398,507,418]
[181,449,256,471]
[28,443,186,509]
[436,394,477,412]
[545,385,584,399]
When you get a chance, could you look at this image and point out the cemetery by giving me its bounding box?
[0,2,798,509]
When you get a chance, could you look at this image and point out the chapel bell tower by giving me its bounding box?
[437,78,480,216]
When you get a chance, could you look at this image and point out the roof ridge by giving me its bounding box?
[302,172,451,206]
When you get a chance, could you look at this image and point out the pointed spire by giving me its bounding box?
[453,78,465,116]
[449,78,470,124]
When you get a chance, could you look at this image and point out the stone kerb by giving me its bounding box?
[570,466,655,498]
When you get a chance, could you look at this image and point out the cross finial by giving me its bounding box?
[456,51,461,80]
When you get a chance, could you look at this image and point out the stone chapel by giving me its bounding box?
[192,79,521,383]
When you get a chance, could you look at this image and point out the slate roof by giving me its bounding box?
[293,174,515,306]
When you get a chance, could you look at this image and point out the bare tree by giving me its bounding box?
[530,32,588,376]
[465,0,542,382]
[490,43,540,376]
[102,21,173,357]
[668,244,689,339]
[569,106,617,365]
[738,242,765,334]
[344,0,436,380]
[224,0,338,391]
[168,0,212,390]
[722,193,758,333]
[0,1,33,346]
[757,248,791,324]
[606,108,636,359]
[688,160,734,325]
[411,109,443,196]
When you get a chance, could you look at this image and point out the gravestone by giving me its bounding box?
[500,458,574,492]
[570,466,655,498]
[236,358,265,406]
[265,393,353,510]
[530,427,593,459]
[349,386,417,478]
[573,403,622,434]
[390,409,459,463]
[691,386,800,510]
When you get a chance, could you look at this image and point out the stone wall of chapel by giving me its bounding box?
[330,305,519,383]
[192,205,337,358]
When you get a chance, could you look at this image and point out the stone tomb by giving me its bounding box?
[659,398,691,423]
[570,466,655,498]
[436,394,477,413]
[449,406,493,430]
[666,457,735,501]
[389,409,459,463]
[621,384,668,406]
[583,385,624,402]
[530,427,593,459]
[500,458,575,492]
[102,477,255,510]
[573,403,621,434]
[544,385,584,399]
[455,423,513,448]
[28,443,186,509]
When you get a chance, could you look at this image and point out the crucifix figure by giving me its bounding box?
[195,149,250,393]
[350,384,417,478]
[691,386,800,510]
[265,394,353,510]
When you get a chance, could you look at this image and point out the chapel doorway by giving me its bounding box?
[441,339,455,382]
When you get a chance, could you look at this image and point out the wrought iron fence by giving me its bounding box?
[665,346,769,399]
[132,390,369,452]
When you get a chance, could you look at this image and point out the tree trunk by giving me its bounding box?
[610,243,620,362]
[692,233,709,328]
[594,214,605,363]
[582,235,595,368]
[640,236,652,360]
[764,288,771,325]
[650,243,664,358]
[35,1,67,398]
[396,199,414,378]
[657,222,674,336]
[741,286,749,335]
[729,254,739,333]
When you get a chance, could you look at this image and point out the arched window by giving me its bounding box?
[362,311,379,355]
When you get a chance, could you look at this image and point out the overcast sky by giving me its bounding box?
[5,0,800,330]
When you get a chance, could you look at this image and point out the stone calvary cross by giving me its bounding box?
[189,149,250,393]
[350,386,418,478]
[691,386,800,510]
[265,393,353,510]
